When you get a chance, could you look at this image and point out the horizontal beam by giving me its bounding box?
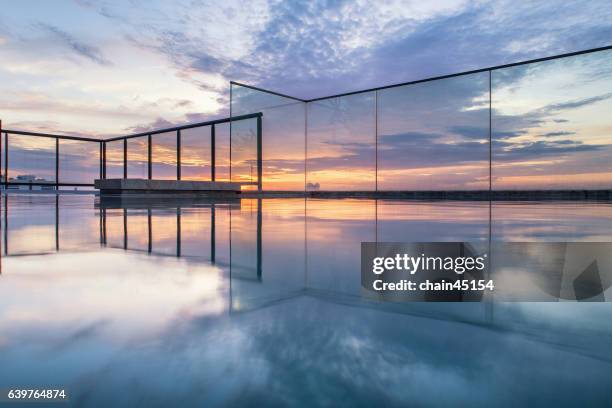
[232,44,612,103]
[105,112,263,141]
[2,113,262,143]
[230,81,308,102]
[3,130,100,142]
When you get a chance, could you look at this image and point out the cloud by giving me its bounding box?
[545,92,612,112]
[37,23,112,66]
[540,131,576,137]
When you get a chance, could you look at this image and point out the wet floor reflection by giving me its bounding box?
[1,194,612,406]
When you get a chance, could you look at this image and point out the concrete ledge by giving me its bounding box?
[95,178,243,194]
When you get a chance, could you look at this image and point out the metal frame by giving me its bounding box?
[0,113,263,189]
[232,44,612,103]
[229,44,612,193]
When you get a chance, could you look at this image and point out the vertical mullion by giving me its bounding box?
[375,91,378,192]
[256,197,262,279]
[123,208,128,250]
[211,125,216,181]
[3,133,8,189]
[257,115,262,192]
[176,207,181,257]
[147,208,152,253]
[102,141,107,179]
[210,203,215,263]
[99,141,103,180]
[55,195,59,251]
[123,138,127,179]
[55,138,59,189]
[177,130,181,180]
[147,134,152,180]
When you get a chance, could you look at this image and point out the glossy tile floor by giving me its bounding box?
[1,194,611,407]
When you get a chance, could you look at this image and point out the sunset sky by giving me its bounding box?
[0,1,611,190]
[1,0,611,137]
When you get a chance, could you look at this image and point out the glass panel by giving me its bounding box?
[151,132,177,180]
[59,140,99,184]
[1,132,5,185]
[150,208,178,255]
[230,118,258,186]
[7,134,55,186]
[231,83,306,190]
[181,126,211,181]
[180,207,211,259]
[58,195,99,250]
[305,198,375,294]
[5,195,56,255]
[127,137,147,179]
[230,198,306,311]
[213,202,232,265]
[126,208,149,251]
[103,208,124,249]
[377,200,490,242]
[230,198,259,280]
[492,49,612,190]
[378,73,490,190]
[105,140,123,179]
[306,92,376,191]
[215,123,230,182]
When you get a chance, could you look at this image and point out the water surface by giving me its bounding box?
[1,194,611,406]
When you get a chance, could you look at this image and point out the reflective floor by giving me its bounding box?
[1,194,612,407]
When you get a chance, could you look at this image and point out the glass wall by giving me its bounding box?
[492,49,612,190]
[7,135,55,184]
[181,127,211,181]
[105,140,123,179]
[378,73,489,190]
[127,137,147,179]
[215,123,231,182]
[230,48,611,193]
[2,48,610,192]
[307,93,376,191]
[231,84,306,190]
[59,139,99,184]
[151,131,177,180]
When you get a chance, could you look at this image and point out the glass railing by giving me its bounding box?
[0,114,261,190]
[231,46,612,193]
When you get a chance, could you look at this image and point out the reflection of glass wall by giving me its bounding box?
[59,140,99,184]
[127,137,147,179]
[7,135,55,183]
[378,74,489,190]
[231,84,305,190]
[306,199,375,294]
[151,208,178,255]
[105,140,123,179]
[5,195,56,254]
[126,208,149,251]
[307,93,376,191]
[492,50,612,190]
[151,132,177,180]
[181,127,211,181]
